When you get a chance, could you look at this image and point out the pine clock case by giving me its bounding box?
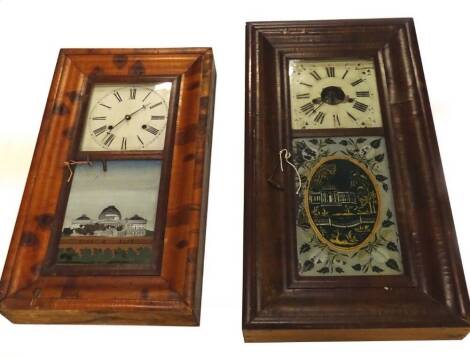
[44,75,180,277]
[0,48,216,325]
[243,19,470,341]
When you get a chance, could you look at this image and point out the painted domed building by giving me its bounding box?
[98,205,122,223]
[67,206,148,237]
[126,214,147,236]
[96,205,123,235]
[71,214,92,229]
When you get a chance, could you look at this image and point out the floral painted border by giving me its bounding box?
[293,136,403,276]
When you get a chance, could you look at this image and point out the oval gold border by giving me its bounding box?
[303,155,382,253]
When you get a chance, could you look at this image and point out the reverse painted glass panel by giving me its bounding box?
[57,160,161,266]
[293,136,403,276]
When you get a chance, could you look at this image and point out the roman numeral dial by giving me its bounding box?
[82,83,172,151]
[289,59,383,129]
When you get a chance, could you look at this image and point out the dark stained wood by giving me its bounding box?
[290,127,384,138]
[244,18,470,341]
[0,48,216,325]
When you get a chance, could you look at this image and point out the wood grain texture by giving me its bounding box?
[243,18,470,341]
[41,74,181,277]
[0,48,216,325]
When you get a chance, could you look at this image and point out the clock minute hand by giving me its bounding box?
[127,104,148,118]
[108,104,148,132]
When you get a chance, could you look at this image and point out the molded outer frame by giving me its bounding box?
[243,19,470,341]
[0,48,216,325]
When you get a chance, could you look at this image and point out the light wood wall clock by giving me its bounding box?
[244,18,470,341]
[0,48,216,325]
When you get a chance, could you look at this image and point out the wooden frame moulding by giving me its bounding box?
[43,75,180,277]
[243,18,470,341]
[0,48,216,325]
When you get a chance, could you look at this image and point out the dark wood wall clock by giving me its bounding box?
[243,18,470,341]
[0,48,216,325]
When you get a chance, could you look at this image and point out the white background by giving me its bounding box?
[1,0,470,356]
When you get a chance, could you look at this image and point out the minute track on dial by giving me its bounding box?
[83,84,171,151]
[289,59,383,128]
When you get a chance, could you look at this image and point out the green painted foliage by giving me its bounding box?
[57,247,153,264]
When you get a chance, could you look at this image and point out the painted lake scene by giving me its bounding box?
[306,157,379,250]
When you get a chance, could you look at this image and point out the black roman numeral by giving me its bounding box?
[113,91,123,102]
[300,102,316,116]
[121,137,127,150]
[300,82,312,87]
[93,125,107,136]
[296,93,310,99]
[92,116,106,120]
[142,90,152,102]
[310,71,321,80]
[103,133,116,147]
[326,67,335,77]
[351,79,364,86]
[356,91,370,97]
[137,135,144,145]
[129,88,136,100]
[149,102,162,109]
[333,113,340,126]
[342,70,349,79]
[143,125,159,135]
[99,103,111,109]
[151,115,165,120]
[347,111,358,122]
[314,111,325,124]
[353,101,368,112]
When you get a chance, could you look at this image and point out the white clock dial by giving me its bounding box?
[289,59,382,129]
[80,82,172,151]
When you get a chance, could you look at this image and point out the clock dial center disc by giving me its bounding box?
[321,86,346,105]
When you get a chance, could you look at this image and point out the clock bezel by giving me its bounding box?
[285,54,387,138]
[287,57,384,130]
[74,75,180,160]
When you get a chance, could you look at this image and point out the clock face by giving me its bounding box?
[289,59,382,129]
[80,82,172,151]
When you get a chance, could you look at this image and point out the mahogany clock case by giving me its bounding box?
[0,48,216,325]
[243,18,470,341]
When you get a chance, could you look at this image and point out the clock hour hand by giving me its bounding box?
[108,104,149,132]
[108,117,126,132]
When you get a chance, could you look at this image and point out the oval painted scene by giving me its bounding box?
[305,157,379,251]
